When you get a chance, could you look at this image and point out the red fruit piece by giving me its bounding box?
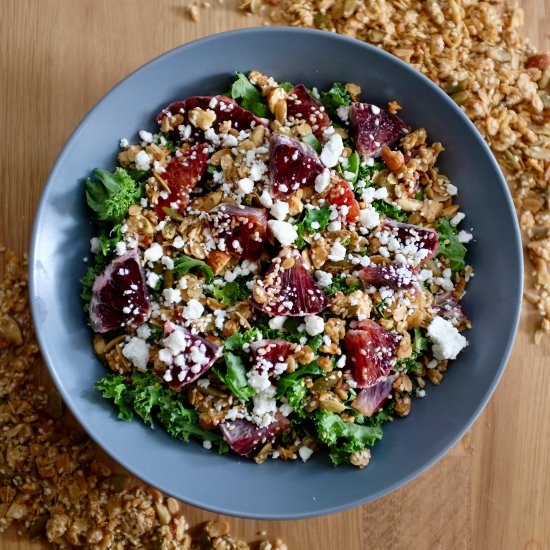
[250,248,329,317]
[156,96,266,141]
[250,339,293,376]
[381,219,439,262]
[351,374,397,417]
[325,178,360,223]
[359,263,421,294]
[207,203,268,261]
[434,293,470,329]
[220,413,290,456]
[161,323,222,390]
[268,134,324,199]
[155,143,209,220]
[90,249,151,333]
[286,84,331,139]
[350,102,407,159]
[345,319,401,388]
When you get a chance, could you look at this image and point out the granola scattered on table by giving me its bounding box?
[238,0,550,344]
[83,72,472,467]
[0,250,284,549]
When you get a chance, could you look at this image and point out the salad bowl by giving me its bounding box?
[29,27,522,519]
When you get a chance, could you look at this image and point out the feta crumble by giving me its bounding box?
[427,316,468,360]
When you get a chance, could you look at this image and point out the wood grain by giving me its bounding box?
[0,1,549,548]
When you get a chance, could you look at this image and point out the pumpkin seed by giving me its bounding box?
[450,90,470,105]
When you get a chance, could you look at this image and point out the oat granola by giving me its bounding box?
[0,249,283,548]
[237,0,550,343]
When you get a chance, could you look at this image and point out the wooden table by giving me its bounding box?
[1,1,549,548]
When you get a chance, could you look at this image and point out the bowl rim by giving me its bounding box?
[29,26,523,519]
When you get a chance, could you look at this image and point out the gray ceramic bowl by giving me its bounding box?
[30,27,522,519]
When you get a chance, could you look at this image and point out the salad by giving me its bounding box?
[82,71,473,468]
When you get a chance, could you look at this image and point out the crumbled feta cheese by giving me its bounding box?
[373,187,388,200]
[270,201,289,221]
[222,134,238,148]
[139,130,153,144]
[119,138,129,148]
[359,207,380,230]
[336,105,350,121]
[146,272,160,288]
[144,242,163,262]
[162,287,182,305]
[134,150,151,171]
[304,315,325,336]
[320,134,344,168]
[268,316,287,330]
[446,183,458,196]
[450,212,465,227]
[315,270,333,288]
[260,189,274,208]
[122,337,150,371]
[427,316,468,360]
[111,241,125,256]
[182,299,204,320]
[237,177,254,194]
[314,168,331,193]
[328,241,346,262]
[136,324,151,339]
[457,230,473,243]
[173,235,184,249]
[327,220,342,232]
[419,269,433,282]
[203,440,213,450]
[268,220,298,246]
[371,104,381,115]
[90,237,101,254]
[298,446,314,462]
[162,255,174,270]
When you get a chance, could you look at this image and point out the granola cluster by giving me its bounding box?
[238,0,550,342]
[0,249,284,549]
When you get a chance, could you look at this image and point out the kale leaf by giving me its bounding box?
[172,255,213,283]
[229,72,270,118]
[294,205,332,249]
[86,167,143,224]
[321,82,351,117]
[372,199,408,222]
[214,352,255,402]
[435,217,467,272]
[95,371,227,450]
[208,276,251,306]
[324,274,362,298]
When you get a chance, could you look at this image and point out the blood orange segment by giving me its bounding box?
[220,414,290,456]
[250,248,329,316]
[268,134,324,199]
[286,84,331,139]
[325,178,360,223]
[207,203,268,261]
[155,143,209,220]
[90,248,151,333]
[345,319,401,388]
[350,102,407,158]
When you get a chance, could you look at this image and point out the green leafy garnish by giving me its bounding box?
[276,363,323,417]
[279,81,294,92]
[315,409,383,466]
[321,82,351,117]
[206,164,219,175]
[344,152,360,184]
[435,217,467,272]
[372,199,408,222]
[229,72,270,118]
[214,352,255,402]
[302,133,322,153]
[95,374,134,421]
[95,372,227,450]
[86,167,143,224]
[208,276,251,306]
[294,205,332,248]
[324,274,362,298]
[172,255,213,283]
[223,327,264,352]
